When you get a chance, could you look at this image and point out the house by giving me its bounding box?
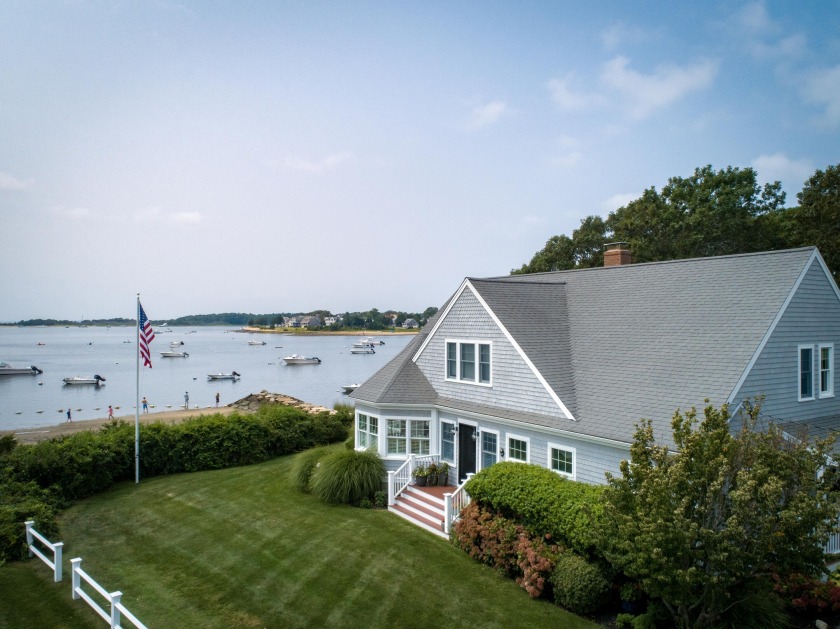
[299,315,322,328]
[402,318,419,329]
[351,246,840,495]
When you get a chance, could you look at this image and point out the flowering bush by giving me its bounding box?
[772,572,840,620]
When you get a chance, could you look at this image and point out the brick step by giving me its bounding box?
[389,503,447,539]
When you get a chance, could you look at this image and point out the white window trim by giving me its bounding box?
[383,417,431,459]
[799,344,815,402]
[547,442,576,480]
[356,412,380,451]
[506,433,530,463]
[819,343,834,399]
[444,338,493,387]
[479,428,500,470]
[440,420,456,464]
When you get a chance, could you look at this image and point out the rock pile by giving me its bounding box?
[229,390,335,415]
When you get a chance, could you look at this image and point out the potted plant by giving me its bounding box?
[426,462,439,486]
[438,461,450,486]
[412,464,428,487]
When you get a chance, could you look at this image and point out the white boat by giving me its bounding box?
[341,383,360,394]
[207,371,241,380]
[248,340,266,346]
[283,354,321,365]
[63,375,106,385]
[160,350,189,358]
[359,337,385,346]
[0,361,43,376]
[350,346,375,354]
[169,341,185,347]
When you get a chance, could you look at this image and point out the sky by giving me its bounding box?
[1,1,839,322]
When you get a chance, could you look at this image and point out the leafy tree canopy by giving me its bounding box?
[597,400,839,629]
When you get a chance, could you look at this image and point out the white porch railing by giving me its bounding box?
[24,520,63,582]
[387,453,440,505]
[443,473,474,535]
[71,557,147,629]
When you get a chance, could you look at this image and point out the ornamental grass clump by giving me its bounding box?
[291,447,332,493]
[310,448,385,505]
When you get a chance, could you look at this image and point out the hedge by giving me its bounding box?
[0,404,350,562]
[464,462,604,555]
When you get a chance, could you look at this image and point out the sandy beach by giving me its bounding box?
[1,405,241,444]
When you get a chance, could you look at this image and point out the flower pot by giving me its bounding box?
[414,476,427,487]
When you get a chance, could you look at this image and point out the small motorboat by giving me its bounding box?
[63,375,106,386]
[0,361,43,376]
[169,341,185,347]
[248,340,266,346]
[283,354,321,365]
[341,383,360,394]
[160,350,189,358]
[350,346,375,354]
[358,337,385,346]
[207,371,241,380]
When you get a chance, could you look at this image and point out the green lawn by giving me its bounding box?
[0,448,598,628]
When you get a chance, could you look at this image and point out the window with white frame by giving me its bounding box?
[507,435,529,463]
[481,431,498,469]
[548,443,575,479]
[386,419,430,456]
[800,345,815,401]
[820,344,834,398]
[445,340,492,385]
[357,413,378,449]
[441,422,455,462]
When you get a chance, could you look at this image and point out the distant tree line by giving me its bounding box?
[514,163,840,283]
[15,318,135,327]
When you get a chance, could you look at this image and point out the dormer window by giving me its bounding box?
[446,340,491,385]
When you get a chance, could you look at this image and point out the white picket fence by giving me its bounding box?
[71,557,147,629]
[24,520,63,582]
[23,521,147,628]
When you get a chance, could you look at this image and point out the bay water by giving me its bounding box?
[0,326,412,431]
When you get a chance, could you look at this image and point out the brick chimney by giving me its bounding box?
[604,242,631,267]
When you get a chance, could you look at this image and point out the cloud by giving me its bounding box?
[52,206,94,219]
[801,65,840,126]
[751,153,814,186]
[0,172,34,190]
[549,134,584,167]
[732,1,806,59]
[547,74,599,112]
[600,192,640,212]
[465,100,510,130]
[171,211,203,224]
[600,55,718,119]
[737,1,777,36]
[600,23,655,51]
[283,152,352,173]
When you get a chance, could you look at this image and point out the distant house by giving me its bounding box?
[300,315,322,328]
[284,316,300,328]
[402,318,419,329]
[324,316,339,326]
[352,246,840,488]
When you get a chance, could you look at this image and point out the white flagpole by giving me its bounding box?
[136,294,141,484]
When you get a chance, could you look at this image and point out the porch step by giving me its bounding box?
[388,485,451,539]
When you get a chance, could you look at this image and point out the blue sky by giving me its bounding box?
[1,1,838,321]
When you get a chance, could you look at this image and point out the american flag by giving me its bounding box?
[139,302,155,368]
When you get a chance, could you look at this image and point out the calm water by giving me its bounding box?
[0,326,412,431]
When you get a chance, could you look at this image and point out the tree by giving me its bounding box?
[512,234,576,274]
[790,164,840,283]
[598,401,839,629]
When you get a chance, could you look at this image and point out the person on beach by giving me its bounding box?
[66,409,71,422]
[215,392,220,407]
[142,397,149,413]
[108,405,114,420]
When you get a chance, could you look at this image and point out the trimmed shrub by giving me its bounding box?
[291,447,332,493]
[551,552,610,615]
[310,449,385,505]
[374,490,387,508]
[465,461,603,555]
[0,480,60,562]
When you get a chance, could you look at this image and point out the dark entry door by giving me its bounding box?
[458,424,477,482]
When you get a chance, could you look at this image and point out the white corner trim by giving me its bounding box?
[412,278,471,362]
[728,250,820,403]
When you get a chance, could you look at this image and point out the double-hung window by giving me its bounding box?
[548,443,575,479]
[481,431,498,469]
[820,344,834,398]
[441,422,455,462]
[357,413,378,449]
[387,419,430,456]
[445,340,491,385]
[800,345,814,401]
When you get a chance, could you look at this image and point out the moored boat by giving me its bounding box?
[62,375,106,385]
[207,371,241,380]
[248,340,266,346]
[283,354,321,365]
[160,350,189,358]
[0,361,43,376]
[359,337,385,346]
[341,383,360,394]
[350,346,375,354]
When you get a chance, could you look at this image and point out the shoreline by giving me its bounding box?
[1,406,240,444]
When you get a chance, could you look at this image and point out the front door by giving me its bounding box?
[458,424,477,482]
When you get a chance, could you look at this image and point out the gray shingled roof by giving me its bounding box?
[355,247,819,446]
